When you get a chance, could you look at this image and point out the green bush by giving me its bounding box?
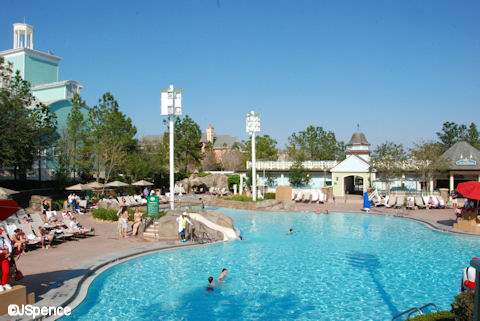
[199,172,211,177]
[92,208,163,222]
[409,311,454,320]
[222,195,254,202]
[264,193,275,199]
[53,199,66,210]
[451,290,475,321]
[227,175,240,190]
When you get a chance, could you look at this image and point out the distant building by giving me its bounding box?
[0,23,89,180]
[201,124,240,163]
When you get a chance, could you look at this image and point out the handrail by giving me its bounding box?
[392,303,439,321]
[418,303,439,313]
[392,307,422,321]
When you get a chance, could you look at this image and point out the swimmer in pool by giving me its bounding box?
[218,268,227,281]
[287,228,294,235]
[207,276,215,291]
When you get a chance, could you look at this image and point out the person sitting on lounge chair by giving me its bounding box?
[69,217,93,234]
[38,226,54,249]
[12,229,27,254]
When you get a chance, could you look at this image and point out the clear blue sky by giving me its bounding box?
[1,0,479,149]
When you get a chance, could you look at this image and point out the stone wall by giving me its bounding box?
[203,198,298,212]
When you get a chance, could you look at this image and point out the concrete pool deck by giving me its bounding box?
[2,197,476,320]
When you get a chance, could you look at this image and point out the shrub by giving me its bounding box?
[222,195,254,202]
[199,172,211,177]
[92,208,163,222]
[451,290,475,321]
[227,175,240,190]
[264,193,275,199]
[409,311,454,320]
[52,199,66,211]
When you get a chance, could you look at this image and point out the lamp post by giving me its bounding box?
[161,85,183,210]
[246,111,260,201]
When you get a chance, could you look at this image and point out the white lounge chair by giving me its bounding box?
[295,192,303,202]
[386,196,396,208]
[311,191,319,203]
[303,192,311,202]
[394,196,405,209]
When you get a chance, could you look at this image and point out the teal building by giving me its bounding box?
[0,23,89,180]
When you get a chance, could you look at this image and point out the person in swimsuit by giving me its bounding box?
[218,268,227,281]
[206,276,215,291]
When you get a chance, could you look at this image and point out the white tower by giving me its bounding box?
[13,23,34,50]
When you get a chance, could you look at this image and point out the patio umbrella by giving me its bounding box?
[0,187,19,197]
[0,199,21,221]
[65,183,89,191]
[131,180,153,186]
[105,180,129,187]
[456,181,480,200]
[85,181,105,189]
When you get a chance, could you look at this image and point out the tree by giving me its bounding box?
[89,92,137,184]
[163,115,202,172]
[57,93,89,179]
[466,123,480,149]
[243,134,278,161]
[0,57,57,180]
[287,125,345,160]
[410,141,448,193]
[288,159,310,187]
[372,141,407,193]
[222,149,245,171]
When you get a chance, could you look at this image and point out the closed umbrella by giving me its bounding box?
[131,180,153,186]
[105,180,129,187]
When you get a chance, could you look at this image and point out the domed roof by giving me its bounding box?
[347,132,370,146]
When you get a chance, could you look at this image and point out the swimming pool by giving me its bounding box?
[63,209,480,320]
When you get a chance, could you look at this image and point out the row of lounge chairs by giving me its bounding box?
[373,194,448,209]
[1,209,94,252]
[292,190,327,203]
[116,195,148,207]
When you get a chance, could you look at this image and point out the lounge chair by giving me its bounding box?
[437,196,447,208]
[291,190,296,200]
[303,192,311,202]
[394,196,405,208]
[319,192,327,203]
[295,192,303,202]
[415,196,426,209]
[311,191,319,203]
[386,196,396,208]
[406,197,415,210]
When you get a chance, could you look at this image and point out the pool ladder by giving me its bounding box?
[392,303,439,321]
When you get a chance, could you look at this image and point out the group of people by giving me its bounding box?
[207,268,227,291]
[116,206,143,238]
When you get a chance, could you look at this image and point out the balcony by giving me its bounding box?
[246,160,339,171]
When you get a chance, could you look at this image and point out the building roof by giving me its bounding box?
[441,141,480,170]
[347,132,370,146]
[201,133,240,148]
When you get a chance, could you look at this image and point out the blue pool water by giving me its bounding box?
[64,209,480,320]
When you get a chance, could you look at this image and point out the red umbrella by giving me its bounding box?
[457,181,480,200]
[0,199,21,221]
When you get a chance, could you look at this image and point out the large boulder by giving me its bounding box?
[156,210,234,242]
[176,173,228,194]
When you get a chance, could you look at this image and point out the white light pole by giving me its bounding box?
[161,85,183,210]
[246,111,260,201]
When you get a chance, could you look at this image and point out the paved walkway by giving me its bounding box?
[8,198,476,311]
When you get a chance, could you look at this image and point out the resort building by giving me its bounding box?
[247,131,480,198]
[0,23,89,180]
[200,124,240,163]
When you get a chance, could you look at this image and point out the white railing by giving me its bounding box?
[246,160,339,171]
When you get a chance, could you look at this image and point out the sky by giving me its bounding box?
[1,0,479,149]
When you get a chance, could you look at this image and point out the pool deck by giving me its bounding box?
[2,197,477,320]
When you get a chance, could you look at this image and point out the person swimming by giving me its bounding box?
[206,276,215,291]
[287,228,294,235]
[218,268,227,281]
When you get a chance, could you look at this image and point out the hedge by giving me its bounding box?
[409,311,454,321]
[92,208,158,222]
